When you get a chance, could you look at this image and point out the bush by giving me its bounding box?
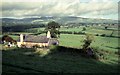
[95,34,99,36]
[32,44,39,48]
[82,34,94,50]
[91,47,112,60]
[82,27,86,31]
[100,34,106,37]
[60,31,86,35]
[60,31,72,34]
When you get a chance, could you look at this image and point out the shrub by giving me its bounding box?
[95,34,99,36]
[82,34,94,51]
[100,34,106,37]
[82,27,86,31]
[32,44,39,48]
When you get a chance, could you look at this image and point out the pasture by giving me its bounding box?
[1,26,119,73]
[2,47,118,73]
[59,34,118,52]
[60,26,119,37]
[5,26,118,52]
[27,26,119,37]
[5,32,118,52]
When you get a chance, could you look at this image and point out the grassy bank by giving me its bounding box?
[2,47,118,73]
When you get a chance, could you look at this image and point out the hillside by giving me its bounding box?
[1,16,118,25]
[2,46,118,73]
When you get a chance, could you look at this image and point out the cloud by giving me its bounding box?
[1,0,118,20]
[77,2,118,15]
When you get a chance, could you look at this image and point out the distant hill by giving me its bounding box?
[1,16,118,25]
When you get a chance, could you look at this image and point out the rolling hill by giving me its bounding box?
[1,16,118,25]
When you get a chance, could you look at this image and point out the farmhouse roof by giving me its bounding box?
[17,34,59,44]
[17,34,49,43]
[24,35,49,43]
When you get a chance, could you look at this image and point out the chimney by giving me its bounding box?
[20,34,23,42]
[47,31,51,38]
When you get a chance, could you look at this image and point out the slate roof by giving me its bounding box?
[24,35,49,43]
[17,34,49,43]
[17,34,60,45]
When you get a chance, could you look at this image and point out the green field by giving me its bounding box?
[28,27,119,37]
[6,33,118,52]
[59,34,118,51]
[2,47,118,73]
[1,26,119,73]
[60,27,118,36]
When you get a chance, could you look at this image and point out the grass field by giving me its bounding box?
[1,26,119,73]
[60,27,119,36]
[2,47,118,73]
[5,33,118,52]
[59,34,118,52]
[28,26,119,37]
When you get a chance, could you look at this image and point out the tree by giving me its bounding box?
[82,27,86,31]
[2,35,17,44]
[45,21,60,38]
[110,30,115,37]
[105,26,108,30]
[82,34,94,52]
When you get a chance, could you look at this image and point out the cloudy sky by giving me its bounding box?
[1,0,120,20]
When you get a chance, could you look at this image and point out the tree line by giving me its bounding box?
[2,23,45,32]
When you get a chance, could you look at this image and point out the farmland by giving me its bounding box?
[3,26,119,51]
[1,25,119,73]
[27,26,119,36]
[59,34,118,52]
[1,1,119,74]
[26,27,119,52]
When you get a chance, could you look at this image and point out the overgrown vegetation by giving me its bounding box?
[82,34,94,51]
